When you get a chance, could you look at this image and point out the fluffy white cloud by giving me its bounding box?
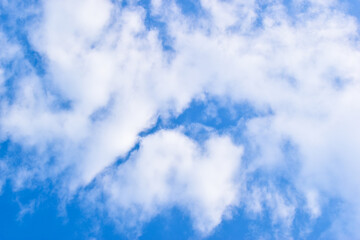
[91,129,243,235]
[1,0,360,237]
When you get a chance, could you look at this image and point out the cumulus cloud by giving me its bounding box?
[89,130,243,235]
[1,0,360,238]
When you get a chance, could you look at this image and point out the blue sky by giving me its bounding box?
[1,0,360,239]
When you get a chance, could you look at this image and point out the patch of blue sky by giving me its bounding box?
[137,96,265,147]
[0,140,42,170]
[139,207,194,240]
[341,0,360,23]
[292,198,343,240]
[174,0,203,16]
[0,181,124,240]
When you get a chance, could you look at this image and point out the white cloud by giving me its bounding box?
[1,0,360,237]
[91,129,243,235]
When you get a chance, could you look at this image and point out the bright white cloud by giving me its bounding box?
[1,0,360,238]
[90,129,243,235]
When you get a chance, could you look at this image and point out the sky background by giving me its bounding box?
[1,0,360,239]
